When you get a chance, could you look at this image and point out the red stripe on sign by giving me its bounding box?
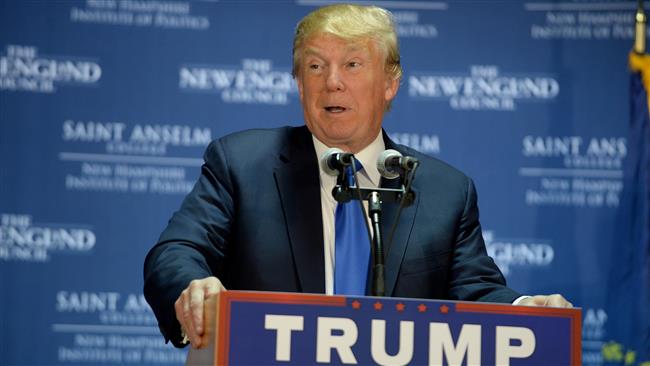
[456,302,580,317]
[224,290,347,306]
[216,293,231,365]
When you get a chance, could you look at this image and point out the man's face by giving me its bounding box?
[296,34,399,153]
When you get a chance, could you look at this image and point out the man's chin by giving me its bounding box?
[324,135,374,153]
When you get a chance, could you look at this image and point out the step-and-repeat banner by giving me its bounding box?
[0,1,641,365]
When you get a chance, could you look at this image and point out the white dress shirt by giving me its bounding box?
[312,131,385,295]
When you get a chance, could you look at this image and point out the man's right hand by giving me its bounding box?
[174,276,226,348]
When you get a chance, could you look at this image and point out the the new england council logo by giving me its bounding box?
[0,213,95,262]
[0,44,101,93]
[483,230,554,277]
[180,58,297,105]
[408,65,559,111]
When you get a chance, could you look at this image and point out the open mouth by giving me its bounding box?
[324,106,347,113]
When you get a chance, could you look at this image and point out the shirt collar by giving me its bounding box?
[312,131,384,187]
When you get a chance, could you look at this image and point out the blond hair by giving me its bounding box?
[292,4,402,81]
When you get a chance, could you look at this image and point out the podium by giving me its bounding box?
[186,291,581,365]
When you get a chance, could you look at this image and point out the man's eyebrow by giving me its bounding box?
[303,47,324,58]
[303,44,368,58]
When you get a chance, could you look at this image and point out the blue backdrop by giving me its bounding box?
[0,1,642,365]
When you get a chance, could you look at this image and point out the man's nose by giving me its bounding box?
[325,67,345,91]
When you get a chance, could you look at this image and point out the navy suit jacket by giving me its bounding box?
[143,126,519,347]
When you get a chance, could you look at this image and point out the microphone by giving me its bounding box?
[377,149,418,179]
[320,147,354,176]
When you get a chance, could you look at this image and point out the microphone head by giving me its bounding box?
[320,147,345,176]
[377,149,402,179]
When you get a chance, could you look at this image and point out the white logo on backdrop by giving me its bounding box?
[70,0,209,30]
[483,230,554,277]
[59,120,211,195]
[53,290,187,364]
[525,1,637,41]
[582,308,608,365]
[519,135,626,208]
[389,132,441,155]
[0,45,101,93]
[392,11,439,38]
[409,65,559,111]
[0,213,95,262]
[180,58,297,105]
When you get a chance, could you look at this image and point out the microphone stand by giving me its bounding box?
[332,176,415,297]
[368,191,385,297]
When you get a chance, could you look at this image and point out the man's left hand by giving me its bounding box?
[518,294,573,308]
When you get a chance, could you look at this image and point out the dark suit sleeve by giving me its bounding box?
[143,139,234,347]
[447,178,521,303]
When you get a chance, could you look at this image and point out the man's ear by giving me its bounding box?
[384,76,400,102]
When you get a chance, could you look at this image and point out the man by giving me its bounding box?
[143,4,571,349]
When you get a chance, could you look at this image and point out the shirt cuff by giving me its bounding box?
[512,295,531,305]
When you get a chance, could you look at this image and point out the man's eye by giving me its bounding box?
[309,64,321,70]
[348,61,360,68]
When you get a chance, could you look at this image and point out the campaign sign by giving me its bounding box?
[195,291,581,366]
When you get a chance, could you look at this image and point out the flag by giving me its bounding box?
[601,52,650,366]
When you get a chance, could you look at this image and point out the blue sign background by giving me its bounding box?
[226,297,575,365]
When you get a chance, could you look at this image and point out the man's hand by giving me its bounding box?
[518,294,573,308]
[174,276,226,348]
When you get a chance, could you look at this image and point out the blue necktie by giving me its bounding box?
[334,161,370,295]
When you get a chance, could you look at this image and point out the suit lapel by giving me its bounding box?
[274,127,325,293]
[271,128,418,295]
[381,133,420,296]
